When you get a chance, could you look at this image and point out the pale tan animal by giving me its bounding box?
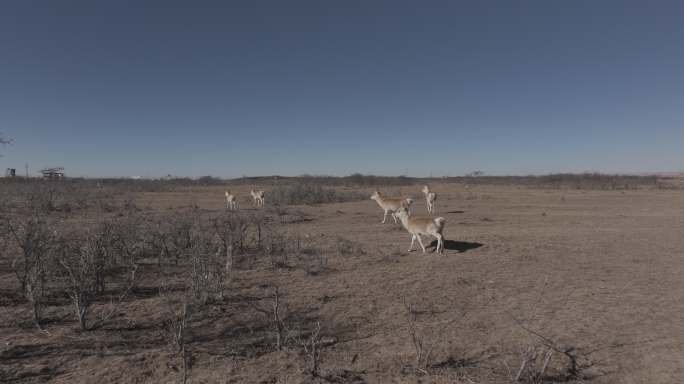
[225,191,237,210]
[394,206,446,254]
[421,185,437,214]
[250,189,265,207]
[370,190,414,224]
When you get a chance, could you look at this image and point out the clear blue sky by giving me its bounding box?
[1,1,682,178]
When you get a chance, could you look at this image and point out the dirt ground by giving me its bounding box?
[3,182,684,383]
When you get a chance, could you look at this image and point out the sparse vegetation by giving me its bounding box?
[401,298,433,375]
[268,183,366,206]
[0,177,677,383]
[6,216,54,328]
[454,173,659,190]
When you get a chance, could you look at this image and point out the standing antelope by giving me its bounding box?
[394,206,446,254]
[370,190,414,224]
[250,189,265,207]
[225,191,237,210]
[421,185,437,214]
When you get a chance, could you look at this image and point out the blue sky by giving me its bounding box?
[1,1,682,177]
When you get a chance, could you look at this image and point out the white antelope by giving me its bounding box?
[421,185,437,214]
[225,191,237,210]
[370,190,414,224]
[394,206,446,254]
[250,189,265,207]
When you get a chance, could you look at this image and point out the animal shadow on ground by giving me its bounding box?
[428,239,483,253]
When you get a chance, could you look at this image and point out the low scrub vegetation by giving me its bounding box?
[268,183,366,205]
[0,176,658,382]
[449,173,658,190]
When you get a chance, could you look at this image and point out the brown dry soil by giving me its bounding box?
[3,183,684,383]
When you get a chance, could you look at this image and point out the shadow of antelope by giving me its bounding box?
[427,239,483,253]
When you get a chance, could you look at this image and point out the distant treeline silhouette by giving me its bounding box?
[1,172,661,192]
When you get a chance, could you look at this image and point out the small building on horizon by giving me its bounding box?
[41,167,65,179]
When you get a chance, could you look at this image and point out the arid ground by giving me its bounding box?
[2,179,684,383]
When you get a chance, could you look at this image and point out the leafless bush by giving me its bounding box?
[508,344,554,383]
[211,211,262,273]
[147,213,227,305]
[211,211,252,257]
[252,286,288,351]
[88,222,116,294]
[6,217,55,328]
[161,286,191,353]
[169,213,200,264]
[55,226,139,331]
[401,298,433,375]
[148,212,201,267]
[297,247,328,276]
[160,285,192,384]
[56,235,98,331]
[108,214,144,268]
[0,179,134,216]
[297,321,323,377]
[334,236,365,256]
[447,173,658,190]
[269,183,366,206]
[504,311,599,383]
[342,173,416,187]
[264,230,290,270]
[267,206,310,225]
[90,264,139,329]
[188,238,226,304]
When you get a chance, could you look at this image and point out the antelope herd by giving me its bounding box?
[371,186,445,254]
[226,184,446,254]
[225,189,266,209]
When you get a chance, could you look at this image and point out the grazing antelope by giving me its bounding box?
[421,185,437,214]
[394,206,446,254]
[370,190,414,224]
[225,191,237,210]
[250,189,265,207]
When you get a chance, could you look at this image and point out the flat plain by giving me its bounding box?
[2,178,684,383]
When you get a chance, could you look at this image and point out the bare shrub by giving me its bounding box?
[24,184,60,214]
[448,173,658,190]
[211,211,257,271]
[161,286,191,353]
[506,332,593,383]
[169,213,200,264]
[267,206,310,224]
[6,217,55,328]
[54,226,140,331]
[11,180,126,215]
[252,286,288,351]
[505,310,600,383]
[508,344,554,383]
[160,285,192,384]
[334,236,365,256]
[109,214,144,267]
[297,247,328,276]
[343,173,416,187]
[56,235,98,331]
[212,211,252,256]
[88,222,116,294]
[269,183,365,206]
[298,321,323,377]
[188,238,226,304]
[148,212,201,267]
[264,230,290,270]
[401,298,433,375]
